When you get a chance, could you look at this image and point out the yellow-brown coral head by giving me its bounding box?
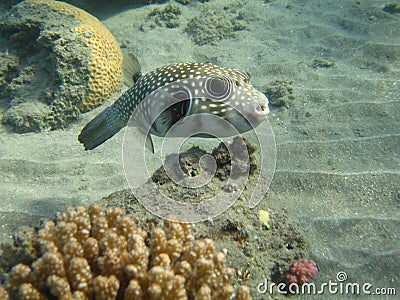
[27,0,123,112]
[1,0,124,132]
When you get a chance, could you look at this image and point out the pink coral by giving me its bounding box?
[285,259,318,286]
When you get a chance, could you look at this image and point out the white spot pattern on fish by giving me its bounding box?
[78,62,269,151]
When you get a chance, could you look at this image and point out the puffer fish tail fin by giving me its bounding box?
[78,106,125,150]
[122,52,142,86]
[79,52,140,151]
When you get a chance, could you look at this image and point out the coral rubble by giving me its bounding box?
[145,4,182,29]
[185,11,247,46]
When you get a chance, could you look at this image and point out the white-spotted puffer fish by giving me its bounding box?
[78,60,269,152]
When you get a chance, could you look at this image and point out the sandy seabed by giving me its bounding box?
[0,0,399,299]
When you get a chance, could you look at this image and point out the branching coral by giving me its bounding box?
[2,205,251,300]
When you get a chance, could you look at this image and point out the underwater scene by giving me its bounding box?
[0,0,399,299]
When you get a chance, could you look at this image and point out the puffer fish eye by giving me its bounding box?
[205,75,233,100]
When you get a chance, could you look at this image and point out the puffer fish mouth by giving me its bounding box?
[252,93,270,118]
[255,103,269,116]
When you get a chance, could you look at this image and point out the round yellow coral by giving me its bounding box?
[1,0,124,132]
[27,0,123,112]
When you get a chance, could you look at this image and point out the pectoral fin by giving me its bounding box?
[129,126,155,153]
[146,134,155,153]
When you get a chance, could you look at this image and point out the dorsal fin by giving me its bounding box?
[122,52,142,86]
